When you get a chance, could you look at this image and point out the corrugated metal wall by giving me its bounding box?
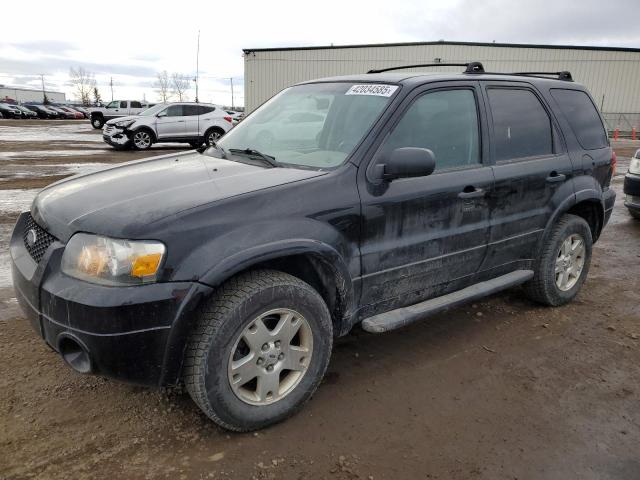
[243,43,640,115]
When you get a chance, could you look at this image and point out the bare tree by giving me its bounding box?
[92,86,102,106]
[154,71,172,102]
[171,73,190,101]
[69,67,96,106]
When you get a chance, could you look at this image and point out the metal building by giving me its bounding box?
[0,85,66,104]
[243,41,640,130]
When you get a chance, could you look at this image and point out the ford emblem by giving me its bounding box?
[26,229,38,247]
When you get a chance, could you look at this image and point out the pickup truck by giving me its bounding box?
[89,100,150,129]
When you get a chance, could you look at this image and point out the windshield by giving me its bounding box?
[138,103,168,116]
[214,82,397,169]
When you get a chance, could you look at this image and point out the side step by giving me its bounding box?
[361,270,534,333]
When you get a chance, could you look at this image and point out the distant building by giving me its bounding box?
[0,85,66,103]
[243,40,640,131]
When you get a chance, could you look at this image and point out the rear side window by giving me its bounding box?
[183,105,200,116]
[119,101,128,108]
[130,101,142,108]
[550,89,607,150]
[488,88,553,161]
[198,106,215,115]
[384,89,481,171]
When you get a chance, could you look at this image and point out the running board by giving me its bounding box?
[361,270,534,333]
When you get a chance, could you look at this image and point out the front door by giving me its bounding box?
[156,104,186,139]
[358,84,493,313]
[480,83,575,273]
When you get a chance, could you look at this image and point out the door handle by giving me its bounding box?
[546,172,566,183]
[177,120,185,123]
[458,187,486,199]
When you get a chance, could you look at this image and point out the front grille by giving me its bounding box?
[23,213,57,263]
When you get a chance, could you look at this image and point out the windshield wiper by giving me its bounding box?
[228,148,278,168]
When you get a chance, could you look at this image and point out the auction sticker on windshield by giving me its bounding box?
[345,84,399,97]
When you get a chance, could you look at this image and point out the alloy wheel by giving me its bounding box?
[227,308,313,406]
[134,131,151,149]
[555,233,585,291]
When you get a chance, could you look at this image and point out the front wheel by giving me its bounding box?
[524,214,593,306]
[91,116,104,129]
[184,270,333,431]
[131,130,153,150]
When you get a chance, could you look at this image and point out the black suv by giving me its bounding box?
[10,63,615,431]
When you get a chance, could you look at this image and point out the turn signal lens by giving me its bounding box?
[131,253,163,278]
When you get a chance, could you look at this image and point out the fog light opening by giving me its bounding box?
[58,336,92,374]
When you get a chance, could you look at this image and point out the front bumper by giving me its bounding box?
[10,212,212,386]
[623,173,640,212]
[102,125,131,147]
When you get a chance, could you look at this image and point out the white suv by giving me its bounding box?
[102,102,234,150]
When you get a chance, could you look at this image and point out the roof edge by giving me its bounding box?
[243,40,640,54]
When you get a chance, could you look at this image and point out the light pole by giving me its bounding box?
[195,30,200,103]
[230,77,234,110]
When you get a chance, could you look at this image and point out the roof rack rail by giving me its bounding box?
[510,71,573,81]
[367,62,485,74]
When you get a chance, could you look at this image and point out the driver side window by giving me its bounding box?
[166,105,184,117]
[106,101,119,109]
[383,89,481,171]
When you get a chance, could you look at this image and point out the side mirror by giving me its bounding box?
[156,111,167,118]
[376,147,436,181]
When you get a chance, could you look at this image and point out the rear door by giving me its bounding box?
[481,82,575,272]
[183,104,202,137]
[358,82,493,311]
[156,104,186,139]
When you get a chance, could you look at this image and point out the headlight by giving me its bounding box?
[61,233,166,286]
[630,157,640,175]
[114,119,135,128]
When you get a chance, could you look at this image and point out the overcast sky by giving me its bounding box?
[1,0,637,107]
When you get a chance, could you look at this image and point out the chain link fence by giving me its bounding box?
[602,113,640,136]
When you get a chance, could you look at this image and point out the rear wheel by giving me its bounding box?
[131,130,153,150]
[205,128,224,146]
[524,214,592,306]
[91,115,104,129]
[184,269,333,431]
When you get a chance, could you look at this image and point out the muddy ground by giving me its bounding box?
[0,120,639,480]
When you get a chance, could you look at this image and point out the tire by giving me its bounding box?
[205,128,224,146]
[524,214,593,306]
[131,129,153,150]
[184,269,333,431]
[91,115,104,129]
[629,209,640,220]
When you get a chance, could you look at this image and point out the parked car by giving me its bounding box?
[46,106,75,119]
[69,105,90,118]
[89,100,150,129]
[24,104,59,119]
[10,63,615,432]
[102,102,233,150]
[15,105,39,119]
[0,103,23,119]
[55,106,84,119]
[623,148,640,219]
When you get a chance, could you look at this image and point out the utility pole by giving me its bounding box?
[110,77,114,101]
[230,77,234,110]
[195,30,200,103]
[40,74,46,102]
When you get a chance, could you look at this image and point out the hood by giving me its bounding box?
[32,151,326,241]
[106,115,138,125]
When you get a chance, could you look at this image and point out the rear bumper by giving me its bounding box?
[10,212,212,386]
[623,173,640,211]
[602,187,616,227]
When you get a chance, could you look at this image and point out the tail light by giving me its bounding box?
[223,116,232,123]
[611,149,617,176]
